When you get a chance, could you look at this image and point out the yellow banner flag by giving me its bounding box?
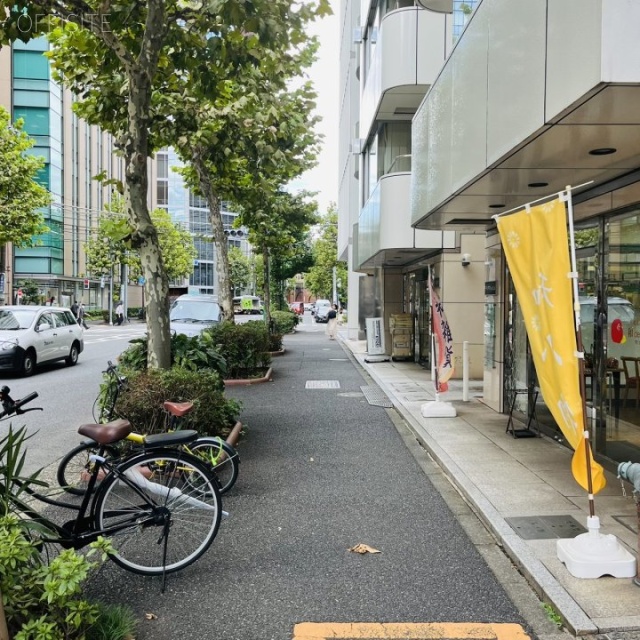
[497,197,606,493]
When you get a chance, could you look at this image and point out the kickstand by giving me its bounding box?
[159,519,170,593]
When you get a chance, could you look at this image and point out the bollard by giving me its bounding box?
[462,341,469,402]
[617,461,640,587]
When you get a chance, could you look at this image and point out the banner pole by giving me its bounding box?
[429,266,439,396]
[565,184,596,517]
[492,180,594,220]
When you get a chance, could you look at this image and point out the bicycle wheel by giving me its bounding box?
[93,449,221,576]
[57,442,119,496]
[187,438,239,495]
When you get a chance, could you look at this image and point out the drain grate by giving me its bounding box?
[506,515,587,540]
[360,386,393,408]
[305,380,341,389]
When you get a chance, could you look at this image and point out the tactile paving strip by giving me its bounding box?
[360,386,393,408]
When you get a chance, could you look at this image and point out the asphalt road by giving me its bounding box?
[77,324,542,640]
[0,321,147,475]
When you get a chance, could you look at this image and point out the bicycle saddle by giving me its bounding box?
[78,419,132,444]
[163,401,193,417]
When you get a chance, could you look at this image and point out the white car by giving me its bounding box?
[170,294,223,337]
[0,306,85,376]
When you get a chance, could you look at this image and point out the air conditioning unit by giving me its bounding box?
[351,138,363,154]
[352,27,363,44]
[369,27,378,44]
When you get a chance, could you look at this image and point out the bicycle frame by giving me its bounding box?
[12,446,213,550]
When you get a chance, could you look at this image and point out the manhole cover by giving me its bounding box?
[306,380,341,389]
[506,515,587,540]
[360,386,393,408]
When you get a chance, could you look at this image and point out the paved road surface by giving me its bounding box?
[81,328,545,639]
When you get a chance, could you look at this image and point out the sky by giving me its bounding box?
[287,2,340,215]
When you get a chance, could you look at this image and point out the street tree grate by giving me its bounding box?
[360,386,393,408]
[306,380,341,389]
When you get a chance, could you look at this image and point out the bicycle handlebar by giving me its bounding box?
[0,390,42,420]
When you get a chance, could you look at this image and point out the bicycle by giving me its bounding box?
[0,391,223,590]
[58,399,239,496]
[73,360,239,495]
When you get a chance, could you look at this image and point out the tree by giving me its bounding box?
[84,198,196,283]
[240,190,319,323]
[0,0,327,367]
[175,35,325,320]
[228,247,251,296]
[0,106,51,302]
[305,206,346,302]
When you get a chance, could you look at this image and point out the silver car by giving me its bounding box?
[0,306,85,376]
[169,294,223,337]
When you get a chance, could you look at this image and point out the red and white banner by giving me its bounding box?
[429,278,454,393]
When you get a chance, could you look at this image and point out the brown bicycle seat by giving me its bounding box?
[78,418,132,444]
[163,401,193,417]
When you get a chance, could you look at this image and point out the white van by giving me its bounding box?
[314,299,332,323]
[170,294,222,337]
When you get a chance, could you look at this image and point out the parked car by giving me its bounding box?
[170,294,223,337]
[314,299,332,323]
[0,306,84,376]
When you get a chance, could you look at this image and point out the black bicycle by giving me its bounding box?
[1,391,223,589]
[59,360,240,496]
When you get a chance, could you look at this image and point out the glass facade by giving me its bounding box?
[453,0,480,42]
[12,38,64,278]
[504,207,640,467]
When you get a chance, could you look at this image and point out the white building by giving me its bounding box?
[339,0,640,467]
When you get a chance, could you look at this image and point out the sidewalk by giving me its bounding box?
[339,333,640,637]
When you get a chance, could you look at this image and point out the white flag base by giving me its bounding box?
[421,394,457,418]
[557,516,636,579]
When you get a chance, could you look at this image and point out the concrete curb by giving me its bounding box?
[224,366,273,387]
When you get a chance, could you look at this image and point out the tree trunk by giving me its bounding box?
[0,243,6,306]
[190,152,234,321]
[0,592,8,640]
[207,193,234,321]
[122,4,171,369]
[262,243,271,328]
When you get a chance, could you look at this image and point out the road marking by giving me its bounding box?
[292,622,531,639]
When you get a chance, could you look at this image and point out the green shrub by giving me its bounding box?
[270,310,298,334]
[0,426,119,640]
[114,367,241,437]
[204,321,272,379]
[118,332,227,381]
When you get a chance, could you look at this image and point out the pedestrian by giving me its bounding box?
[77,302,90,329]
[326,303,338,340]
[70,300,79,319]
[115,302,124,326]
[47,296,56,307]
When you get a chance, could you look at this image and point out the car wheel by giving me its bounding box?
[66,342,80,366]
[21,350,36,377]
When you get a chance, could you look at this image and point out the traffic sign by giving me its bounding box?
[84,279,90,289]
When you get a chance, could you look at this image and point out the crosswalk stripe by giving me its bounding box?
[292,622,531,639]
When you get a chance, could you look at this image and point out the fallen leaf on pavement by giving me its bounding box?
[349,543,381,554]
[144,613,158,620]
